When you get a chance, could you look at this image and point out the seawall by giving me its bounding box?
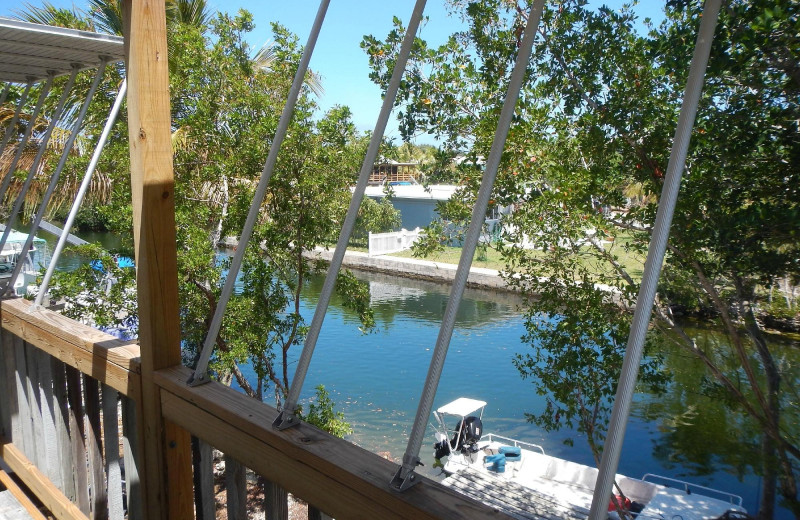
[302,247,514,292]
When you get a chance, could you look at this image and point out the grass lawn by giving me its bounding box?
[390,245,507,271]
[387,234,647,282]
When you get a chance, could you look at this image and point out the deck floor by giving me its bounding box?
[443,468,589,520]
[0,488,34,520]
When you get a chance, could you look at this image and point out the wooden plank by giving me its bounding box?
[442,469,589,520]
[0,438,90,520]
[308,505,333,520]
[36,347,62,490]
[65,366,90,515]
[0,468,48,520]
[20,340,38,465]
[102,386,124,520]
[0,298,140,397]
[26,344,47,469]
[0,328,14,440]
[192,437,214,520]
[51,358,77,503]
[0,487,40,520]
[9,335,24,449]
[122,0,193,516]
[156,365,510,520]
[83,376,107,520]
[264,479,288,520]
[121,396,142,520]
[224,455,246,520]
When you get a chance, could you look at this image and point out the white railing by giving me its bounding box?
[368,227,422,256]
[641,473,743,506]
[483,433,546,455]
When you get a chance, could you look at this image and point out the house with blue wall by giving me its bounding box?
[363,184,458,230]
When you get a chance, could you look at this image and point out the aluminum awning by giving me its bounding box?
[0,17,124,84]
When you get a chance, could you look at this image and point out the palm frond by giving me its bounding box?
[166,0,213,29]
[172,125,194,153]
[254,41,325,98]
[13,1,93,30]
[87,0,124,35]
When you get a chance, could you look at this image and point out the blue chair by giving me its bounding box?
[484,453,507,473]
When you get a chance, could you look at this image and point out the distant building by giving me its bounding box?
[363,184,458,230]
[369,159,422,185]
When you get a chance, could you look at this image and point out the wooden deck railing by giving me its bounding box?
[0,297,141,520]
[0,298,509,519]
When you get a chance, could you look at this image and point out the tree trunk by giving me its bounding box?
[757,432,778,520]
[737,279,782,520]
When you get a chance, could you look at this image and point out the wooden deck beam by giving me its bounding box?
[0,439,88,520]
[156,365,511,520]
[0,298,139,396]
[122,1,193,518]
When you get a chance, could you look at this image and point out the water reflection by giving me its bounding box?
[302,269,524,329]
[635,320,799,514]
[264,268,794,517]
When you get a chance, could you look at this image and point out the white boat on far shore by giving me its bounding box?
[432,398,748,520]
[0,229,49,296]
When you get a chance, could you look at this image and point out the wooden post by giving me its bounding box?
[102,386,124,520]
[192,438,215,520]
[84,376,107,519]
[122,1,193,518]
[121,396,143,520]
[51,359,76,502]
[0,329,12,440]
[66,365,90,515]
[264,479,289,520]
[225,455,247,520]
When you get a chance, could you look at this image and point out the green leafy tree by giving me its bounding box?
[301,385,353,438]
[365,1,799,516]
[12,4,365,517]
[352,197,401,247]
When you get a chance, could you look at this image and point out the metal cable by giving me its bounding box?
[0,64,105,261]
[389,0,545,491]
[189,0,332,386]
[0,81,33,158]
[0,83,10,109]
[0,77,53,208]
[3,65,81,296]
[34,79,127,307]
[274,0,430,430]
[587,1,721,518]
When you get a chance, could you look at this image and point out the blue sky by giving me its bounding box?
[1,1,665,144]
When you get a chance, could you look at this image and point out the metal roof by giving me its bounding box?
[0,17,124,84]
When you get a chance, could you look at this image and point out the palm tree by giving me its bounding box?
[13,2,94,30]
[166,0,212,28]
[253,40,325,97]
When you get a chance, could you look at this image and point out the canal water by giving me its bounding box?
[38,226,793,517]
[240,269,791,517]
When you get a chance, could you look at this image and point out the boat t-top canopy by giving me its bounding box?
[0,17,124,83]
[436,398,487,417]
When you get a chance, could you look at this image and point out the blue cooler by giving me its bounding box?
[499,446,521,461]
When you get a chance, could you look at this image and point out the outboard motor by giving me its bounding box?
[452,416,482,452]
[433,432,451,460]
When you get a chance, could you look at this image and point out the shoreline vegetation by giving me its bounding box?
[287,242,800,338]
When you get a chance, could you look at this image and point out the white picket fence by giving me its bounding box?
[368,228,422,256]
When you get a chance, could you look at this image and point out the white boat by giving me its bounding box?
[432,398,748,520]
[0,229,49,296]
